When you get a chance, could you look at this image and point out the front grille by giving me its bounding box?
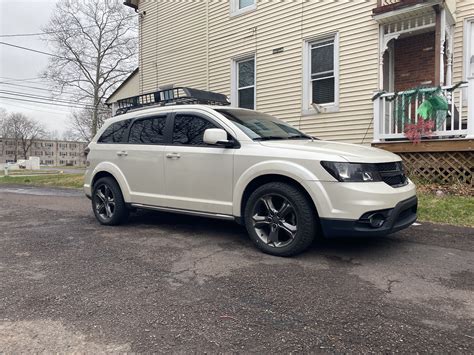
[375,161,408,188]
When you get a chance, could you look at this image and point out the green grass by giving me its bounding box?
[0,174,84,189]
[417,192,474,227]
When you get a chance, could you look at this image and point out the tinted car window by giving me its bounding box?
[129,116,167,144]
[98,119,131,143]
[172,114,217,145]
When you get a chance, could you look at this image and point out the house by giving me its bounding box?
[109,0,473,184]
[0,138,88,166]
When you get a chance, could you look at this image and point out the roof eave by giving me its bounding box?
[123,0,138,10]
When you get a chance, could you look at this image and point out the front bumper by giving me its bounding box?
[320,195,418,238]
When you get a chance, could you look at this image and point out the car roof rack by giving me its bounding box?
[115,87,230,115]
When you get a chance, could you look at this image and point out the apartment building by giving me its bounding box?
[0,138,88,166]
[108,0,473,183]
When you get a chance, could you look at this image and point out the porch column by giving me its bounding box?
[445,25,454,87]
[467,77,474,139]
[373,92,381,143]
[434,7,446,86]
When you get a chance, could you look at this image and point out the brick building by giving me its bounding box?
[0,138,88,166]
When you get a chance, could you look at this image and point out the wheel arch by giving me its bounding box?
[90,162,131,202]
[233,161,324,222]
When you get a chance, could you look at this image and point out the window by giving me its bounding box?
[303,34,339,113]
[98,119,131,143]
[232,56,255,110]
[172,114,218,145]
[230,0,256,16]
[129,116,167,144]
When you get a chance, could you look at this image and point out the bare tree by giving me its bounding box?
[42,0,137,136]
[8,113,46,160]
[0,107,8,156]
[67,104,111,142]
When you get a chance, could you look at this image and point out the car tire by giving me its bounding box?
[244,182,317,257]
[92,177,129,226]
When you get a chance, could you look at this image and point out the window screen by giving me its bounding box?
[98,119,131,143]
[172,114,217,145]
[128,116,167,144]
[237,58,255,109]
[311,39,335,104]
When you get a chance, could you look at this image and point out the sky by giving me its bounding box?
[0,0,74,135]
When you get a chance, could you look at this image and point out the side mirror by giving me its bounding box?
[203,128,233,147]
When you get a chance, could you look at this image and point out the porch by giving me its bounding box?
[371,0,473,185]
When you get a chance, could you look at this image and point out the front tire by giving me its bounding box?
[244,182,317,257]
[92,177,129,226]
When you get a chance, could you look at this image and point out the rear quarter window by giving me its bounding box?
[98,119,131,143]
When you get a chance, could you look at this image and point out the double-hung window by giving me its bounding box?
[232,56,255,110]
[303,34,339,113]
[230,0,256,16]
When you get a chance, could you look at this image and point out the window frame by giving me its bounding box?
[302,33,339,115]
[230,0,256,17]
[231,54,256,110]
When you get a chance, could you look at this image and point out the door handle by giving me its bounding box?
[116,151,128,157]
[166,152,181,159]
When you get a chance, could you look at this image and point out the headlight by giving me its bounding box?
[321,161,382,182]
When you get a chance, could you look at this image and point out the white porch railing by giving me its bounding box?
[373,78,474,142]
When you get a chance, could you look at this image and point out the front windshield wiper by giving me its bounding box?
[254,136,287,141]
[287,134,312,140]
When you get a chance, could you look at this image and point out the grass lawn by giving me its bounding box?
[417,192,474,228]
[0,174,84,189]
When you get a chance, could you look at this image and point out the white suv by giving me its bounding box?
[84,97,417,256]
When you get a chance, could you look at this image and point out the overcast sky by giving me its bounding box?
[0,0,73,135]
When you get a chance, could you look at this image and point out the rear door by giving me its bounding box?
[117,114,170,206]
[163,111,235,215]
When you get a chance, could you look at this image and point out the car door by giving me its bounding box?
[116,114,170,206]
[163,111,235,215]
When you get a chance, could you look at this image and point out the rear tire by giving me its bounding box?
[92,177,129,226]
[244,182,317,257]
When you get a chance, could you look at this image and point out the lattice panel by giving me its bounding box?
[399,151,474,185]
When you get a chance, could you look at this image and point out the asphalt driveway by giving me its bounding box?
[0,185,473,352]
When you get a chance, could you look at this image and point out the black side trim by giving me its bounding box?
[320,196,418,238]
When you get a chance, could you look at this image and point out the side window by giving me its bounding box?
[172,114,217,146]
[129,116,167,144]
[98,119,131,143]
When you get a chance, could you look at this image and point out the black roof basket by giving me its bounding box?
[115,87,230,115]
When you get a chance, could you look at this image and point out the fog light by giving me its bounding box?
[369,214,385,228]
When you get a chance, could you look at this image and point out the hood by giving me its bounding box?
[259,139,400,163]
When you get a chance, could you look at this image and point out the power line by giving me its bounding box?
[0,41,137,72]
[0,89,98,108]
[0,100,72,116]
[0,81,85,97]
[0,41,65,59]
[0,95,110,112]
[0,14,139,38]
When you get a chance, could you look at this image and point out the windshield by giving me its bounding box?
[216,109,313,141]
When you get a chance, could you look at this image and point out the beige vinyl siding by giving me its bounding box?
[208,0,379,143]
[138,0,208,93]
[106,72,139,103]
[452,1,474,83]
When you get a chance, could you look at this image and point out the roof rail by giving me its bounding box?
[115,87,230,115]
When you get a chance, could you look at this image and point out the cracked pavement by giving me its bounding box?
[0,185,473,352]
